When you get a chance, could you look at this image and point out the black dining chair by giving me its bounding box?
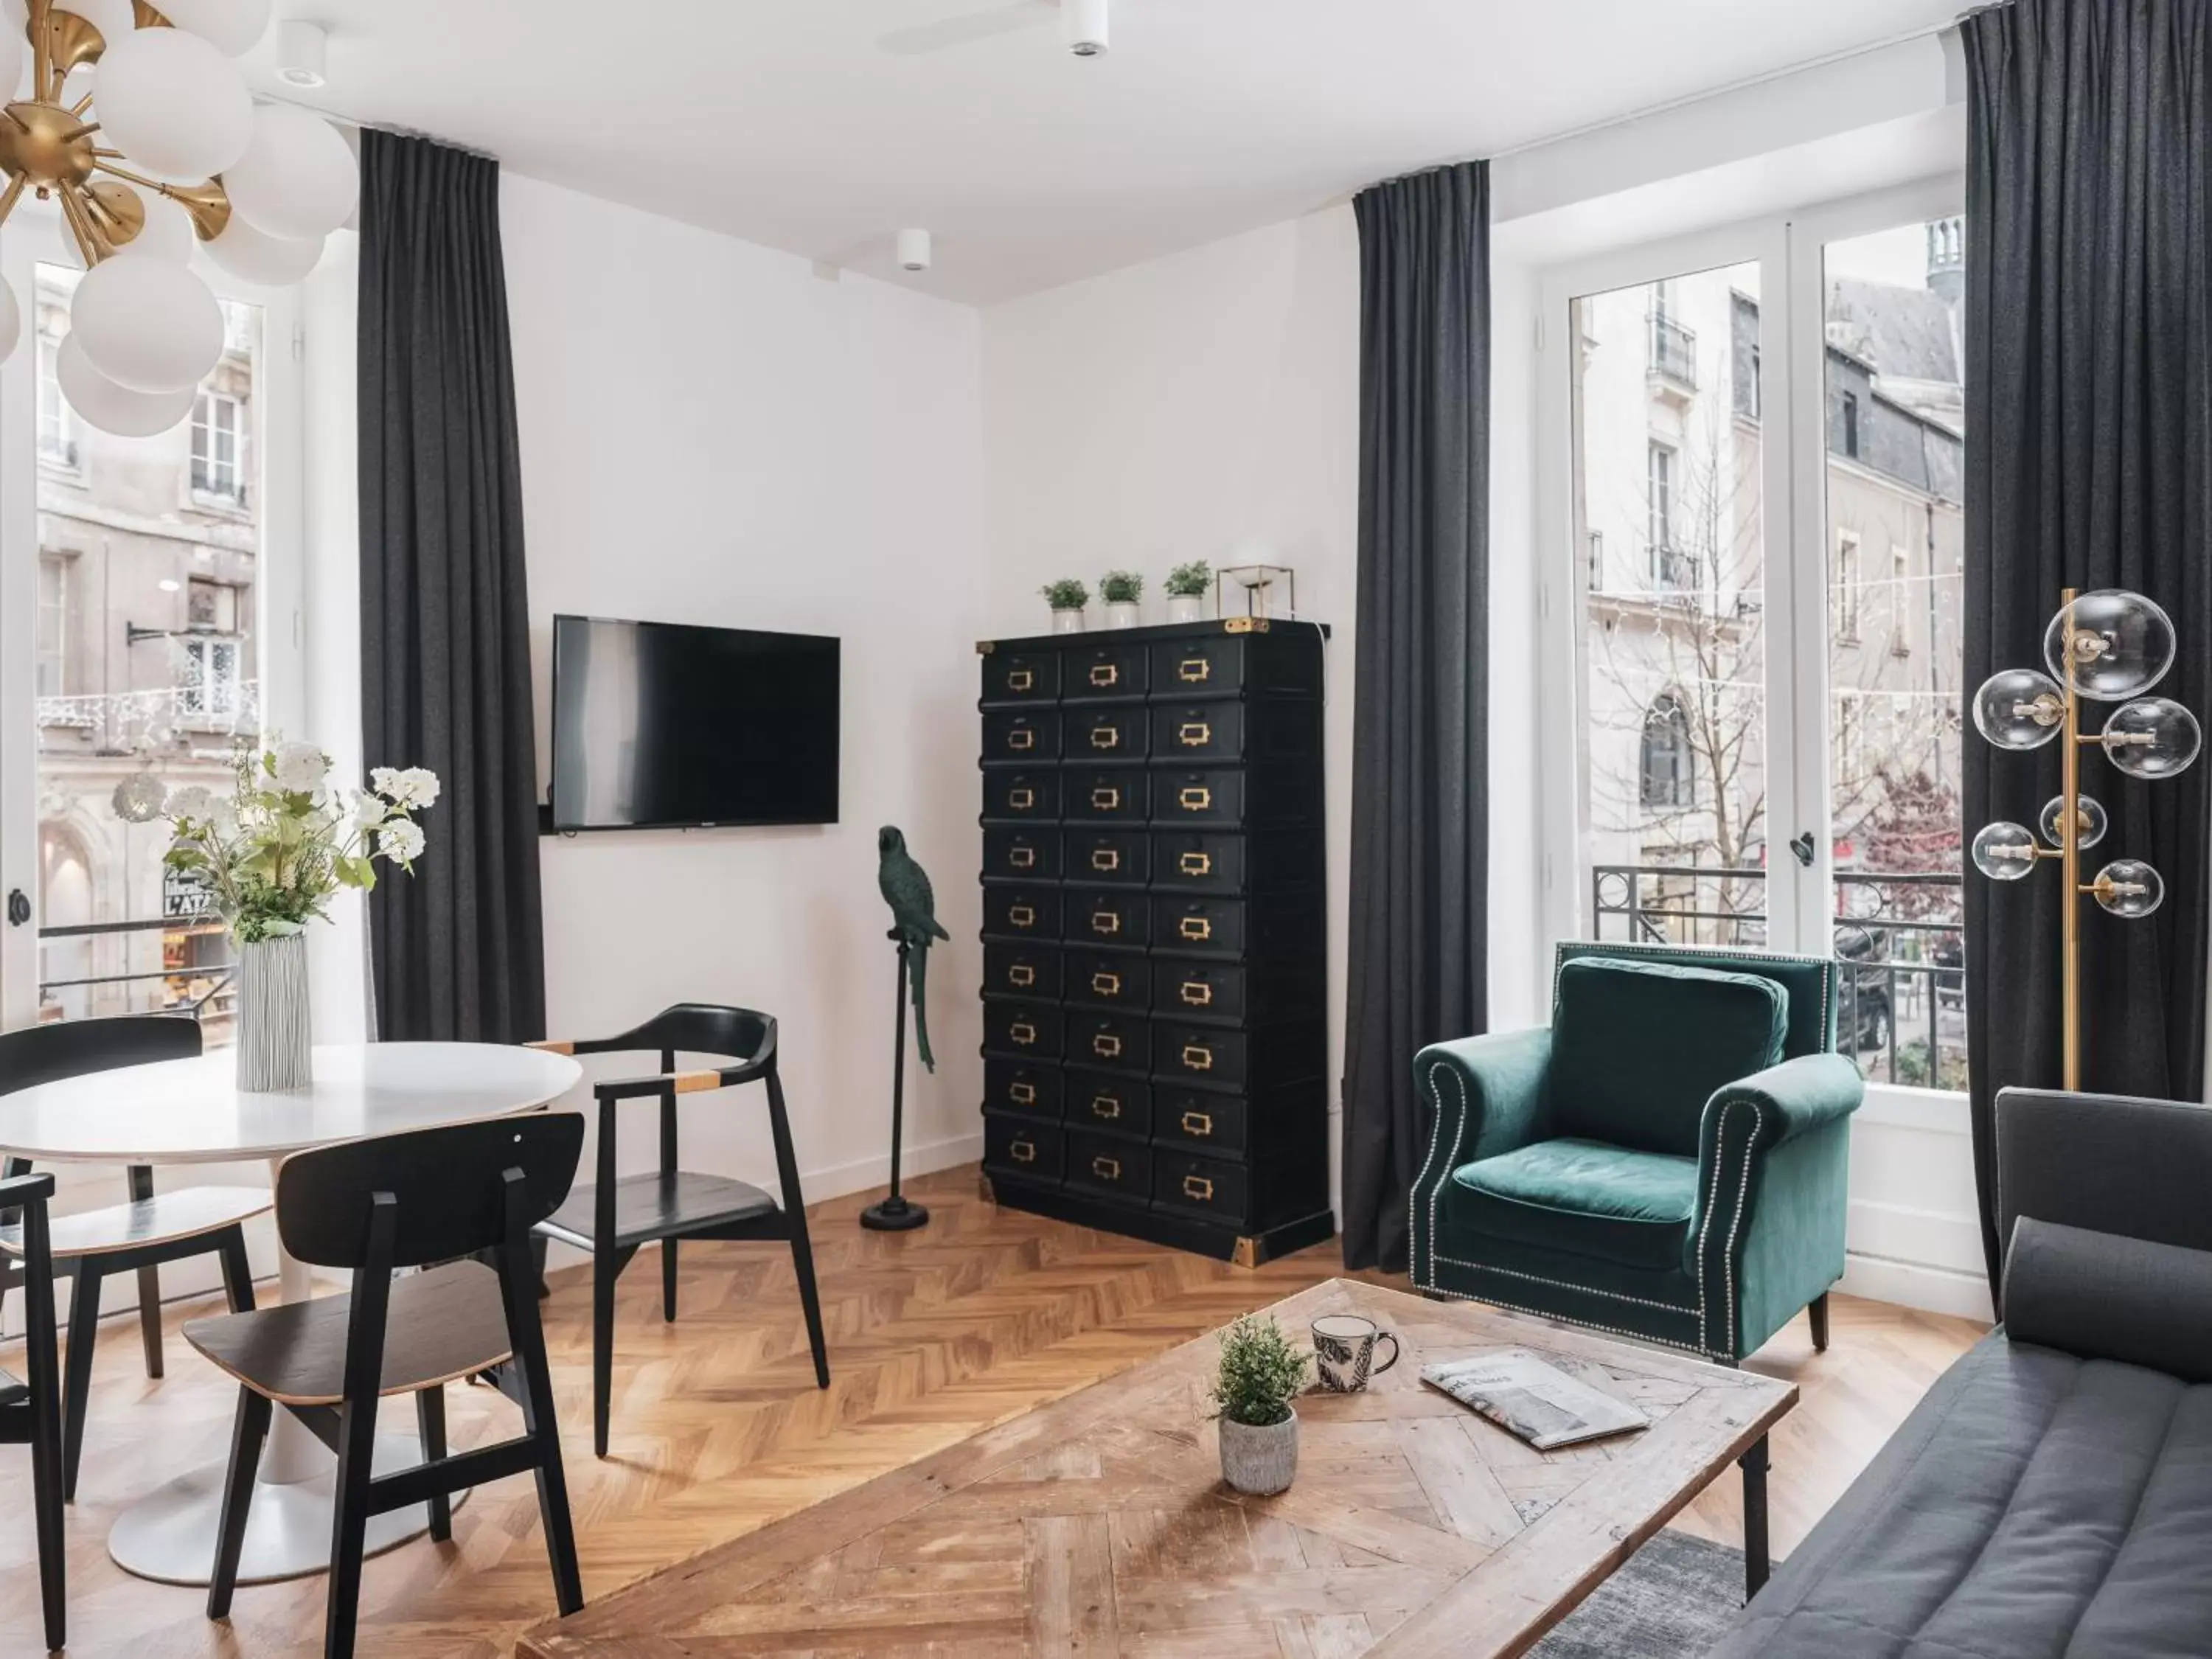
[0,1170,66,1653]
[0,1015,268,1499]
[190,1113,587,1659]
[528,1004,829,1457]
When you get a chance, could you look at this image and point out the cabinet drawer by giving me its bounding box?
[1067,1130,1152,1203]
[1067,888,1149,947]
[985,1057,1064,1121]
[1152,830,1324,896]
[1065,828,1149,886]
[982,709,1059,765]
[1062,640,1149,701]
[984,998,1063,1060]
[1150,635,1322,700]
[1068,706,1147,762]
[1152,1151,1251,1224]
[985,1113,1064,1183]
[1155,1021,1326,1093]
[982,770,1061,824]
[1152,768,1242,826]
[983,943,1062,1000]
[1155,1023,1246,1088]
[983,886,1062,940]
[983,827,1062,883]
[1067,1009,1151,1074]
[1065,949,1150,1011]
[981,649,1060,706]
[1067,1069,1151,1138]
[1151,893,1326,961]
[1153,961,1245,1020]
[1152,702,1242,765]
[1063,769,1149,825]
[1152,1088,1248,1158]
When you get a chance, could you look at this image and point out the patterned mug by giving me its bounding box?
[1311,1314,1401,1393]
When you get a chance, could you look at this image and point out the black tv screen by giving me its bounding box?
[549,615,840,830]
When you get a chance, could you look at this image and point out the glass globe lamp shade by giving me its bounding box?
[2101,698,2202,779]
[116,195,198,265]
[157,0,273,57]
[91,28,254,181]
[1972,668,2065,749]
[223,104,361,241]
[2044,588,2177,701]
[57,333,195,437]
[1972,821,2041,880]
[203,216,326,287]
[0,276,18,366]
[2039,793,2108,851]
[69,257,222,394]
[0,21,21,103]
[2093,859,2166,919]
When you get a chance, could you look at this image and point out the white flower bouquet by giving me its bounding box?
[162,738,439,945]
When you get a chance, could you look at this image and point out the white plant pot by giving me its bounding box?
[1050,607,1086,635]
[1218,1408,1298,1495]
[235,932,313,1091]
[1166,594,1203,625]
[1105,600,1141,630]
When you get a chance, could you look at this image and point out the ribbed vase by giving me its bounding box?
[234,933,312,1091]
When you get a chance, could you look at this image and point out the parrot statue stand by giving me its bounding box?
[866,826,946,1231]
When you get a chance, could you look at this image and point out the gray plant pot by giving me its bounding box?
[1218,1407,1298,1495]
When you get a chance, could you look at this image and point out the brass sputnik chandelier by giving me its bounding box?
[0,0,356,434]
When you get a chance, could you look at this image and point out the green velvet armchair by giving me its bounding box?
[1408,942,1863,1363]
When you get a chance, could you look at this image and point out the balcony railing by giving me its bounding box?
[36,678,261,745]
[37,914,237,1041]
[1589,862,1966,1092]
[1648,314,1698,388]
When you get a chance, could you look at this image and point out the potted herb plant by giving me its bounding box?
[1210,1313,1310,1495]
[1040,577,1091,635]
[1164,560,1211,625]
[1099,570,1144,629]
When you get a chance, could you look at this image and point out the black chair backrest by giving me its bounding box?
[613,1004,772,1066]
[0,1014,201,1096]
[275,1114,585,1270]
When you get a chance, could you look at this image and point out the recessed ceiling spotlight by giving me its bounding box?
[897,228,932,273]
[276,20,328,88]
[1062,0,1108,57]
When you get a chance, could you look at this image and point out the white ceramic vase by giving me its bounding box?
[1218,1409,1298,1495]
[1166,594,1203,625]
[1050,607,1086,635]
[1105,600,1141,630]
[234,932,313,1091]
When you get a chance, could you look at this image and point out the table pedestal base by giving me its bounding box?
[107,1430,470,1587]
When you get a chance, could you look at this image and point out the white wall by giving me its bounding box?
[500,174,990,1232]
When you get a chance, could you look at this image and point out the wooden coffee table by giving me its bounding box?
[521,1279,1795,1658]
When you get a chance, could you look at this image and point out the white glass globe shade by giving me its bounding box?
[1972,668,2065,750]
[203,215,324,286]
[92,28,254,181]
[155,0,272,57]
[57,333,195,437]
[2043,588,2177,701]
[2093,859,2165,919]
[117,194,198,263]
[70,257,222,393]
[1971,821,2040,881]
[223,104,358,240]
[2101,697,2202,779]
[2039,793,2107,851]
[0,277,18,364]
[0,19,21,102]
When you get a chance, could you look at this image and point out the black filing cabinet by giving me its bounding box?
[976,619,1333,1265]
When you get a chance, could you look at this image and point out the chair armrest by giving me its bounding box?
[525,1038,577,1055]
[0,1172,55,1208]
[1704,1052,1864,1153]
[1414,1027,1552,1166]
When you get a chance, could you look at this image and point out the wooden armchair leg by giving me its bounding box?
[661,1239,678,1324]
[207,1389,271,1621]
[592,1253,616,1458]
[1809,1291,1831,1353]
[23,1245,65,1652]
[61,1265,103,1503]
[324,1398,380,1659]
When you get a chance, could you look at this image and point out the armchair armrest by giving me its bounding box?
[1704,1053,1864,1154]
[1416,1026,1552,1166]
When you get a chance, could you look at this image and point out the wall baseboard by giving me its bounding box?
[1839,1250,1993,1323]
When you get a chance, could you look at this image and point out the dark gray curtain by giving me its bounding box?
[1342,162,1491,1272]
[1962,0,2212,1287]
[358,129,546,1043]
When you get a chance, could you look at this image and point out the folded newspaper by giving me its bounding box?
[1419,1349,1649,1450]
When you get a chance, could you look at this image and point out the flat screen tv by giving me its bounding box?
[549,614,840,830]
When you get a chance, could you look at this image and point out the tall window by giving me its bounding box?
[191,390,244,502]
[1841,391,1861,459]
[1834,529,1862,642]
[1640,694,1694,810]
[35,554,67,698]
[36,337,74,468]
[180,637,243,722]
[1646,442,1676,574]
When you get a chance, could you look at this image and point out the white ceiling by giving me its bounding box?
[248,0,1964,304]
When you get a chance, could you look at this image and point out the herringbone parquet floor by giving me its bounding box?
[0,1164,1984,1656]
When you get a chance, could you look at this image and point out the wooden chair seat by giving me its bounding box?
[0,1184,271,1262]
[184,1262,512,1407]
[537,1170,776,1251]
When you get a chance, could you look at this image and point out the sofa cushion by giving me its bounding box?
[1549,956,1789,1157]
[2006,1216,2212,1382]
[1448,1137,1698,1273]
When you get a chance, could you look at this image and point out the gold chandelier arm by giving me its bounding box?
[92,159,232,240]
[70,93,94,119]
[90,156,164,191]
[55,180,105,267]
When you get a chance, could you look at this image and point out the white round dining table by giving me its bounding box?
[0,1040,582,1587]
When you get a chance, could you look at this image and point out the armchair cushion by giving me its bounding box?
[1449,1138,1697,1273]
[1550,957,1789,1157]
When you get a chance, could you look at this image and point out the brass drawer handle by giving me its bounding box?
[1091,910,1121,936]
[1009,1081,1037,1106]
[1179,786,1212,811]
[1179,916,1212,942]
[1091,786,1121,811]
[1178,721,1211,748]
[1183,1174,1214,1202]
[1091,848,1121,873]
[1179,852,1212,877]
[1091,1094,1121,1121]
[1008,964,1036,989]
[1093,1033,1123,1060]
[1180,981,1212,1006]
[1009,786,1035,810]
[1178,657,1211,683]
[1089,663,1119,688]
[1092,1155,1121,1182]
[1091,971,1122,998]
[1008,669,1034,692]
[1181,1109,1214,1138]
[1008,727,1035,751]
[1182,1043,1214,1071]
[1089,725,1121,750]
[1010,1138,1037,1164]
[1009,846,1036,870]
[1010,1021,1038,1047]
[1009,904,1037,929]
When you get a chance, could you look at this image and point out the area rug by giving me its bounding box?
[1531,1529,1766,1657]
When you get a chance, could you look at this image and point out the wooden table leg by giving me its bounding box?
[1739,1433,1770,1601]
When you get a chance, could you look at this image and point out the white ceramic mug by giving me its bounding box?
[1312,1313,1400,1393]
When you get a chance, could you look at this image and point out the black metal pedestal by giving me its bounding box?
[861,939,930,1232]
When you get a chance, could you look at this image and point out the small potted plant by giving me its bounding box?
[1099,570,1144,629]
[1164,560,1211,625]
[1040,577,1091,635]
[1210,1313,1309,1495]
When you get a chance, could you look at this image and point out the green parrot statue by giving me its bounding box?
[877,826,949,1071]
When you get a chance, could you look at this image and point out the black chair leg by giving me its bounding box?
[218,1227,257,1315]
[592,1251,616,1458]
[324,1397,380,1659]
[661,1238,678,1323]
[128,1164,164,1380]
[531,1233,550,1301]
[22,1228,66,1652]
[789,1227,830,1390]
[207,1388,271,1621]
[416,1387,451,1542]
[62,1263,102,1502]
[1809,1291,1831,1353]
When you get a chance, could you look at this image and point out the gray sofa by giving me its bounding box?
[1710,1086,2212,1658]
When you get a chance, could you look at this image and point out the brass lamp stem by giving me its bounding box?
[2060,586,2081,1089]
